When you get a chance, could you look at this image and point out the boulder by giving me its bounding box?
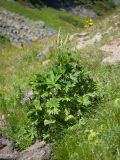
[19,141,51,160]
[0,138,18,160]
[0,138,51,160]
[71,6,97,18]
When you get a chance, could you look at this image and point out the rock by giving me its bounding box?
[35,21,45,28]
[0,138,13,154]
[0,8,56,45]
[77,32,89,37]
[102,52,120,64]
[76,32,102,49]
[0,138,51,160]
[0,138,18,160]
[19,141,51,160]
[69,32,89,41]
[100,38,120,64]
[93,32,102,43]
[0,154,17,160]
[71,6,97,18]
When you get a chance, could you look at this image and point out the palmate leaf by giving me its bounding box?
[60,97,70,102]
[77,109,82,117]
[46,98,60,115]
[44,119,56,126]
[82,95,91,106]
[41,92,49,98]
[33,99,42,111]
[64,109,75,122]
[45,71,55,85]
[65,115,75,122]
[44,71,62,89]
[53,64,66,77]
[64,81,75,93]
[77,95,91,106]
[69,70,80,82]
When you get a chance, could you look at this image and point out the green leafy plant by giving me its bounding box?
[28,45,98,140]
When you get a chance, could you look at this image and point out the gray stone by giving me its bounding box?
[0,8,56,46]
[0,138,18,160]
[0,154,17,160]
[0,138,51,160]
[69,32,89,41]
[102,52,120,64]
[76,32,103,49]
[0,138,13,154]
[19,141,51,160]
[100,38,120,64]
[71,6,97,18]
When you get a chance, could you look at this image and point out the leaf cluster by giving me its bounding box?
[29,50,97,140]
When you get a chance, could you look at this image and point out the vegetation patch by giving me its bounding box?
[28,45,98,140]
[0,34,10,49]
[52,99,120,160]
[59,15,85,28]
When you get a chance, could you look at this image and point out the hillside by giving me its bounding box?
[13,0,117,9]
[0,1,120,160]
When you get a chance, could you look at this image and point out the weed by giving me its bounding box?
[28,41,98,140]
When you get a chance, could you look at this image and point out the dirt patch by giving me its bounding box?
[69,32,103,49]
[76,32,103,49]
[100,37,120,64]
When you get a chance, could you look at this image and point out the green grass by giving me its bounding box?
[0,34,10,50]
[0,36,56,148]
[0,0,86,34]
[52,99,120,160]
[0,37,56,112]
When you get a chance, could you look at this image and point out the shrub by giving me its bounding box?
[28,45,98,140]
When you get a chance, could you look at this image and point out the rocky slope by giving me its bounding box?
[0,8,56,45]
